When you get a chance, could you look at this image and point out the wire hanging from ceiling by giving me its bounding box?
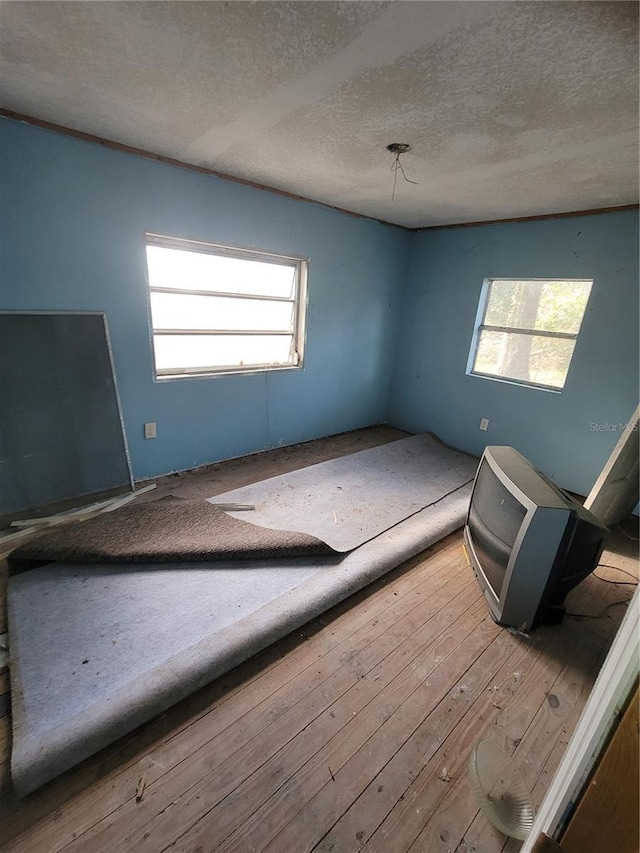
[386,142,418,201]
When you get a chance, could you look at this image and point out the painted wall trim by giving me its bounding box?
[415,203,639,232]
[1,109,636,234]
[0,109,405,231]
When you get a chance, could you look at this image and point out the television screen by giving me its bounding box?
[467,460,527,598]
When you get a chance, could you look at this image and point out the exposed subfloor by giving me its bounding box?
[0,426,637,853]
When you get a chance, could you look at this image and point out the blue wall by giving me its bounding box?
[0,118,408,480]
[2,117,637,495]
[388,211,639,495]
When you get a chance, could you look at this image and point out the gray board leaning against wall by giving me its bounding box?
[0,312,133,522]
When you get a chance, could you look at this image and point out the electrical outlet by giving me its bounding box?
[144,422,157,439]
[479,418,489,431]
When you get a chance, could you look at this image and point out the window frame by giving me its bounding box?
[144,233,308,380]
[466,277,592,393]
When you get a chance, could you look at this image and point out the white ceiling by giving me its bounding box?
[0,1,638,228]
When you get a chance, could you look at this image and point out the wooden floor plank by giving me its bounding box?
[318,625,557,853]
[283,627,516,853]
[44,558,475,853]
[364,620,572,853]
[82,575,481,853]
[374,545,633,853]
[202,605,499,853]
[499,637,619,853]
[522,638,612,816]
[1,542,461,851]
[452,620,610,853]
[0,428,635,853]
[447,566,633,853]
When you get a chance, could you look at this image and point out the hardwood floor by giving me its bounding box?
[0,427,636,853]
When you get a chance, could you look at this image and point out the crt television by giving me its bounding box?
[463,446,608,631]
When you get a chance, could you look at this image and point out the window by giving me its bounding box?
[468,278,593,391]
[145,234,307,378]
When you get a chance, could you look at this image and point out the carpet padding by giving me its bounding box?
[7,434,477,796]
[7,495,335,574]
[8,484,472,796]
[213,433,477,551]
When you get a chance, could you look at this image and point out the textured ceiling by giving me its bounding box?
[0,1,638,228]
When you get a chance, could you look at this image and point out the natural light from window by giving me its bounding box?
[469,278,593,390]
[145,236,307,377]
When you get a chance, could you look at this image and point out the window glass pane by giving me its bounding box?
[146,246,296,298]
[535,280,592,333]
[150,292,294,332]
[485,279,592,334]
[153,334,294,371]
[474,329,576,389]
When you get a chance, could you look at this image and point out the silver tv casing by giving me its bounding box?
[463,446,606,631]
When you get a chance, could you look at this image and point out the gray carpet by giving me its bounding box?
[8,482,472,796]
[7,495,335,575]
[212,433,477,551]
